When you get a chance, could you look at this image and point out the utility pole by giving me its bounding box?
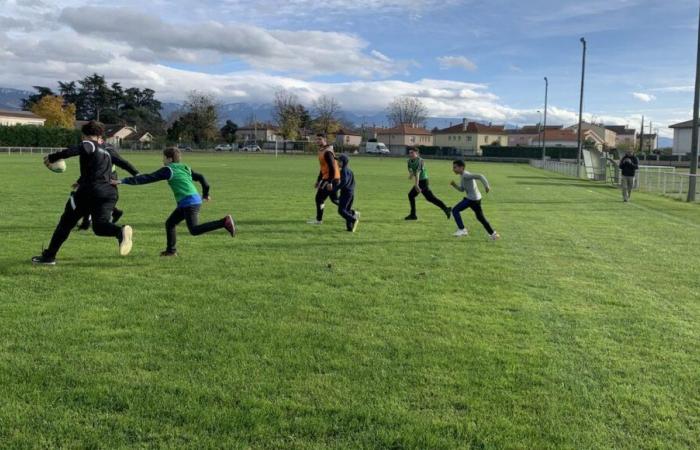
[690,3,700,201]
[639,116,645,154]
[542,76,549,161]
[576,38,587,177]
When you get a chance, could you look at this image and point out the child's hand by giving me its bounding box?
[71,183,79,189]
[43,155,51,167]
[485,186,490,193]
[326,183,333,192]
[450,180,457,187]
[110,179,120,186]
[203,196,211,202]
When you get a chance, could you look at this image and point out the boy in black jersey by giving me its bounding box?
[32,121,136,265]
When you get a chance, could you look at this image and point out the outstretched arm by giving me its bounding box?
[44,145,80,166]
[107,147,140,176]
[191,170,211,199]
[118,166,172,186]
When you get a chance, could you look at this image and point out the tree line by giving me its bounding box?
[20,73,430,145]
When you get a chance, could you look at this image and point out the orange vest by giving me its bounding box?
[319,148,340,181]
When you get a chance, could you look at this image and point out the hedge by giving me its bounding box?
[481,145,579,159]
[0,125,81,147]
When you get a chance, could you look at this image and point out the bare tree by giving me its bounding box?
[273,89,302,140]
[177,91,220,145]
[386,96,428,128]
[312,95,342,135]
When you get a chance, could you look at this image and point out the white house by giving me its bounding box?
[669,120,694,155]
[0,109,46,126]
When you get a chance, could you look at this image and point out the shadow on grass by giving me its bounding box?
[508,175,576,181]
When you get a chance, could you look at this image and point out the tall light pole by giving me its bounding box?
[576,38,587,177]
[537,110,542,148]
[688,3,700,201]
[542,76,549,161]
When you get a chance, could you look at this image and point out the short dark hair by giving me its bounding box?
[163,147,182,162]
[316,133,326,139]
[408,147,419,154]
[453,159,465,168]
[81,120,104,137]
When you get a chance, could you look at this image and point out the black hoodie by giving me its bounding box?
[335,154,355,193]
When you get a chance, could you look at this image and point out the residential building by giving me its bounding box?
[335,130,362,147]
[0,109,46,126]
[507,125,563,147]
[669,120,696,155]
[638,133,658,152]
[235,124,280,143]
[104,125,137,148]
[566,123,616,150]
[376,123,433,154]
[605,125,637,149]
[433,119,507,155]
[124,130,154,149]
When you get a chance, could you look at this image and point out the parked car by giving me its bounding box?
[241,145,262,152]
[177,144,192,152]
[364,142,390,154]
[215,144,232,151]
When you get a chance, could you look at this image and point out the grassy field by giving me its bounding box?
[1,153,699,449]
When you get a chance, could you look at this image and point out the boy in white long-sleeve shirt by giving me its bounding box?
[449,160,500,240]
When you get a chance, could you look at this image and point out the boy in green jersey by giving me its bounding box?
[405,147,451,220]
[114,147,236,256]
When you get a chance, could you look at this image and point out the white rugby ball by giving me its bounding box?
[48,159,67,173]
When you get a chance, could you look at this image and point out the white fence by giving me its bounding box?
[1,147,64,155]
[635,170,700,200]
[529,159,580,178]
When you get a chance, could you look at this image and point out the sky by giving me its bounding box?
[1,0,699,137]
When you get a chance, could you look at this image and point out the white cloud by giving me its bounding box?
[650,85,693,93]
[55,6,404,78]
[632,92,656,102]
[437,56,477,72]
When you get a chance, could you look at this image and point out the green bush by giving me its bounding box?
[0,125,81,147]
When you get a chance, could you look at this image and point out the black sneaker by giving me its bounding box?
[31,251,56,265]
[112,209,123,224]
[160,250,178,257]
[404,214,418,221]
[444,207,452,219]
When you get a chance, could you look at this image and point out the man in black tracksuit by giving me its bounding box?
[334,154,360,232]
[32,121,136,265]
[619,150,639,202]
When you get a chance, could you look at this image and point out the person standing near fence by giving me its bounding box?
[619,150,639,202]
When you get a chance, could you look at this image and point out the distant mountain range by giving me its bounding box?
[0,87,31,110]
[0,87,675,146]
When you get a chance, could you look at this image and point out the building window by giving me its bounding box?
[467,136,472,142]
[484,136,488,143]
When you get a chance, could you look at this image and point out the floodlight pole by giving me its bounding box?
[576,38,587,177]
[688,3,700,201]
[542,77,548,161]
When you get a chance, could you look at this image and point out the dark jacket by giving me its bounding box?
[49,140,138,191]
[335,154,355,193]
[619,154,639,177]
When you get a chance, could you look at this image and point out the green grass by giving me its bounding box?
[1,153,699,449]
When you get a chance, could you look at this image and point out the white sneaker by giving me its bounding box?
[351,211,360,232]
[453,228,468,237]
[119,225,133,256]
[489,232,500,241]
[307,219,322,225]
